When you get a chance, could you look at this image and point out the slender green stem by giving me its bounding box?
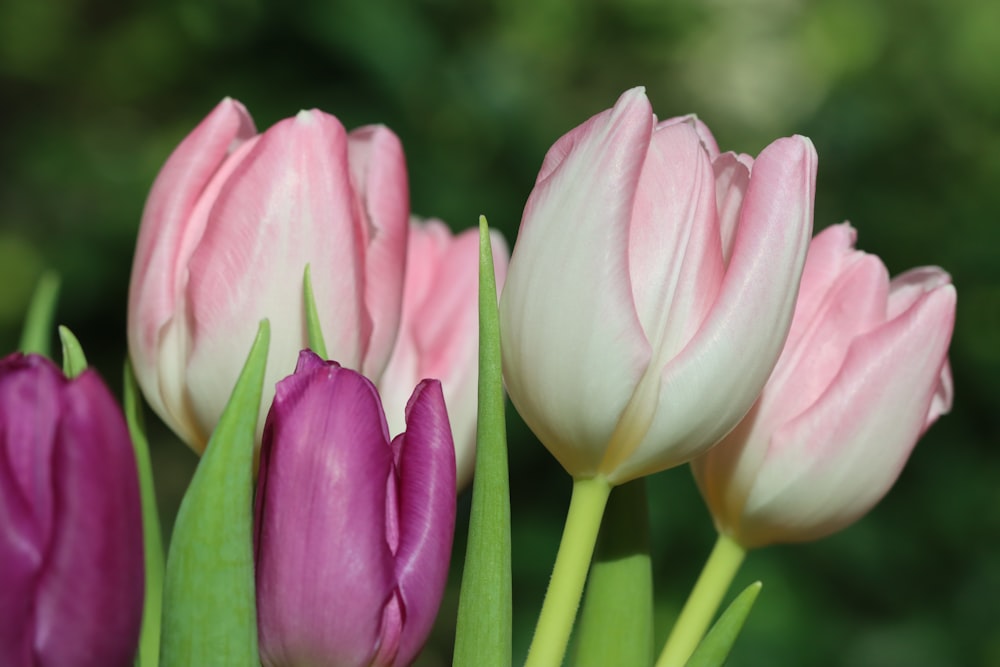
[524,476,613,667]
[655,533,747,667]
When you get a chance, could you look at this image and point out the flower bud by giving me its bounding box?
[254,351,456,667]
[692,224,956,548]
[0,353,144,666]
[500,87,816,483]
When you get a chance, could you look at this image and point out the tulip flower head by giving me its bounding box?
[692,223,956,549]
[128,100,409,452]
[380,217,510,489]
[254,351,456,667]
[0,353,144,667]
[500,87,817,484]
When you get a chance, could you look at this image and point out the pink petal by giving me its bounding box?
[740,284,956,547]
[185,109,369,447]
[499,87,653,478]
[348,125,410,379]
[613,135,816,483]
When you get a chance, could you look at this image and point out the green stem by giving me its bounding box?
[524,476,612,667]
[655,533,746,667]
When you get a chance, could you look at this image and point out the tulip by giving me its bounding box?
[254,350,456,667]
[379,217,509,489]
[128,99,409,452]
[0,353,144,667]
[499,87,817,484]
[691,223,956,548]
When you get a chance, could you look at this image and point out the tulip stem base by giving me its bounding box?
[524,476,612,667]
[655,532,746,667]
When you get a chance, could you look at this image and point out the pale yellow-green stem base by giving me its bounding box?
[524,476,613,667]
[656,532,747,667]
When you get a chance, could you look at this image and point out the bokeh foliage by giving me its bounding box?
[2,0,998,665]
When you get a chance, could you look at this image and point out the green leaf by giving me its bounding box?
[57,325,88,378]
[302,264,328,358]
[124,361,165,667]
[572,478,654,667]
[453,216,512,667]
[159,321,270,667]
[683,582,762,667]
[19,271,60,358]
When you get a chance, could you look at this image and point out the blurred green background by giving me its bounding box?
[2,0,998,665]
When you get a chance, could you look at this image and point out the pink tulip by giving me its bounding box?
[692,223,956,548]
[379,217,509,489]
[254,351,456,667]
[0,353,144,667]
[128,99,409,452]
[499,87,816,484]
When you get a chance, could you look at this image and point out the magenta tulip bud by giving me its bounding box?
[692,224,956,548]
[128,99,409,453]
[500,87,817,484]
[379,217,509,489]
[254,351,456,667]
[0,353,144,667]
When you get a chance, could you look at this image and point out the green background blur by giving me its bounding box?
[2,0,998,665]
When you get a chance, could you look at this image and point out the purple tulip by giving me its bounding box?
[0,353,144,667]
[254,351,456,667]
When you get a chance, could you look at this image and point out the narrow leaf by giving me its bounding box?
[58,325,88,378]
[19,271,60,357]
[160,321,270,667]
[683,582,762,667]
[302,264,328,358]
[572,478,654,667]
[124,361,165,667]
[453,216,512,667]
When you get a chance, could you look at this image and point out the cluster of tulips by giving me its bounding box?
[1,87,954,667]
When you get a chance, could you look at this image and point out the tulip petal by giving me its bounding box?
[712,153,751,264]
[255,354,395,667]
[739,285,956,547]
[128,99,256,447]
[348,126,410,379]
[499,88,653,477]
[613,135,816,483]
[185,110,370,448]
[34,370,144,667]
[380,219,509,488]
[392,379,457,667]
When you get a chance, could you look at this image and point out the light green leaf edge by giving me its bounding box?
[19,271,60,358]
[57,325,88,378]
[124,361,165,667]
[302,264,328,358]
[572,478,654,667]
[159,320,270,667]
[683,582,763,667]
[453,216,512,667]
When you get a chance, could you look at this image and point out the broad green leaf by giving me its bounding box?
[573,478,654,667]
[124,361,165,667]
[57,326,88,378]
[159,321,270,667]
[453,216,512,667]
[684,582,762,667]
[302,264,328,358]
[19,271,60,358]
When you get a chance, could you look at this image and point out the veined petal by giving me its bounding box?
[500,87,653,478]
[34,371,144,667]
[255,355,395,667]
[391,380,456,667]
[612,135,816,483]
[739,284,956,547]
[128,99,256,446]
[348,125,410,379]
[185,110,369,448]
